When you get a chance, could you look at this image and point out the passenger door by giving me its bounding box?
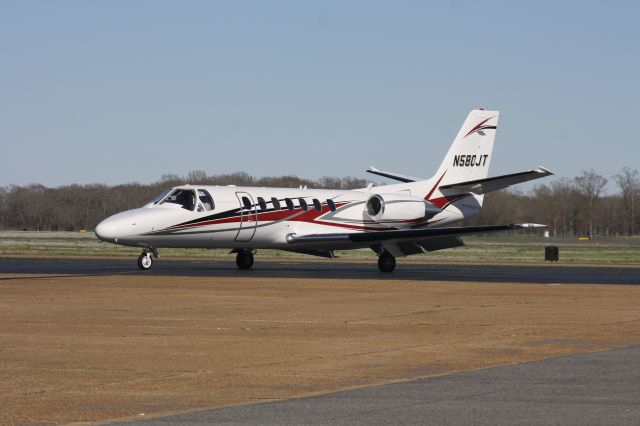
[235,192,257,242]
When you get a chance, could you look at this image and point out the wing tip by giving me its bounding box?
[513,223,547,229]
[535,166,554,175]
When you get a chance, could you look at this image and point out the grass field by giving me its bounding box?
[1,231,639,265]
[4,273,640,423]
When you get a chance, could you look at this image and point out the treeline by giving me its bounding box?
[1,168,639,237]
[0,171,369,232]
[470,168,640,237]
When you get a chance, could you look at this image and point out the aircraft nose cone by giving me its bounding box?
[95,209,147,244]
[95,218,118,243]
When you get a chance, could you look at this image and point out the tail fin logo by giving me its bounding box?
[463,117,496,138]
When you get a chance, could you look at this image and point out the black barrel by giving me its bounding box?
[545,245,559,262]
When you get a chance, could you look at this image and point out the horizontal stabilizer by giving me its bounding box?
[439,167,553,195]
[286,223,543,246]
[366,166,424,183]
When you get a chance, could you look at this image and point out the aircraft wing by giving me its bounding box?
[439,166,553,195]
[286,223,545,246]
[366,166,424,183]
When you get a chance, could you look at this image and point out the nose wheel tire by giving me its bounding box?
[236,250,254,270]
[137,252,153,270]
[378,252,396,273]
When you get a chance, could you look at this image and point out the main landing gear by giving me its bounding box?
[377,252,396,273]
[235,249,255,270]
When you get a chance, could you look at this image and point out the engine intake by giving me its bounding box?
[366,194,385,217]
[365,193,441,228]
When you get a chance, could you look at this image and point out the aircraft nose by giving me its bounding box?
[95,217,119,243]
[95,209,148,243]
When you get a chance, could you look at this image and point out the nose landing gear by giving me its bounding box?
[137,252,153,270]
[137,247,158,271]
[235,249,255,270]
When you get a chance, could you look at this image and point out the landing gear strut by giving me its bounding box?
[377,252,396,273]
[236,249,254,270]
[137,252,153,270]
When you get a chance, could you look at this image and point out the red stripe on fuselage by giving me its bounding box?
[425,171,447,201]
[428,194,471,209]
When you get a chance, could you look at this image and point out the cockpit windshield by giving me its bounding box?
[160,189,197,211]
[150,188,172,204]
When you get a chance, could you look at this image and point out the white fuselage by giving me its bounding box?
[94,182,476,252]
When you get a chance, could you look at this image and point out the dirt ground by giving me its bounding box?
[1,273,640,424]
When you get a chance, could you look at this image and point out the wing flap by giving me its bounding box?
[439,166,553,195]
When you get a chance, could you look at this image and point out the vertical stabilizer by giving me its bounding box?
[433,109,499,187]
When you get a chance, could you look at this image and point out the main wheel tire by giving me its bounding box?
[137,252,153,270]
[377,252,396,273]
[236,250,254,270]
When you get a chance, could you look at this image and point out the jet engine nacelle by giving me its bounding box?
[365,193,441,227]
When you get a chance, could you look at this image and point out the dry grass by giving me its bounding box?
[1,273,640,423]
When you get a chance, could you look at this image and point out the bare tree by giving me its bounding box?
[160,173,180,182]
[340,176,369,189]
[574,169,608,237]
[613,167,640,235]
[318,176,342,189]
[550,178,581,237]
[187,170,208,183]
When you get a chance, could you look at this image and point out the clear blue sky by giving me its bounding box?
[1,1,638,191]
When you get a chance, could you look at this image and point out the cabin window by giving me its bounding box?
[160,189,197,211]
[257,197,267,211]
[299,198,308,211]
[198,189,215,211]
[327,199,337,211]
[271,197,281,210]
[313,198,322,211]
[242,196,253,210]
[285,198,294,210]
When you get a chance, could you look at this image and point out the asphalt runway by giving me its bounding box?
[0,256,639,284]
[117,345,640,426]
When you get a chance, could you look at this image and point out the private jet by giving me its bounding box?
[95,109,552,272]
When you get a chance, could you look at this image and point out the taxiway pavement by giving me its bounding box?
[0,257,639,284]
[119,345,640,425]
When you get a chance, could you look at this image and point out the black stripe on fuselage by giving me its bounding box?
[168,206,243,228]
